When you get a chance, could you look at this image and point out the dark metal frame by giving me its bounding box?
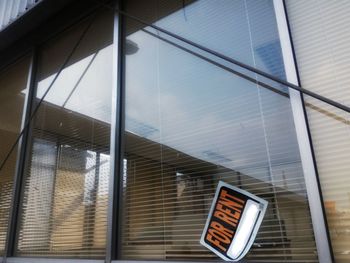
[106,0,125,261]
[4,49,38,261]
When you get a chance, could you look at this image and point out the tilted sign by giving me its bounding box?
[200,181,268,261]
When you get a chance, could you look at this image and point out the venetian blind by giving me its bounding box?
[15,10,113,258]
[0,57,29,255]
[121,0,318,262]
[286,1,350,262]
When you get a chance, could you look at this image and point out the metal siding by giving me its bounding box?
[0,0,42,31]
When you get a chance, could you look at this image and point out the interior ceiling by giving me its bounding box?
[0,57,29,134]
[38,0,196,80]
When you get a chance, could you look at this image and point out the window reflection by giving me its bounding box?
[16,11,113,258]
[286,2,350,262]
[35,46,112,124]
[121,0,318,261]
[0,57,30,255]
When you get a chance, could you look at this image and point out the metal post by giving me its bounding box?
[106,0,125,262]
[4,48,38,260]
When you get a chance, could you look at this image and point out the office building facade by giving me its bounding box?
[0,1,349,262]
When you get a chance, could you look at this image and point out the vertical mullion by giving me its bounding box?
[4,48,38,259]
[106,0,125,262]
[116,1,126,257]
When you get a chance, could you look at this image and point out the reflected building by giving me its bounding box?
[0,1,349,263]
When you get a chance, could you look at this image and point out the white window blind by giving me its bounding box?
[121,0,319,261]
[0,57,30,255]
[286,1,350,262]
[15,10,113,258]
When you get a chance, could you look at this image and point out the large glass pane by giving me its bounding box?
[286,2,350,262]
[121,0,318,262]
[15,10,113,258]
[0,57,30,255]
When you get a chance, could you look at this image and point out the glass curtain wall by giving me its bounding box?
[121,0,318,262]
[286,1,350,262]
[15,10,114,258]
[0,57,30,255]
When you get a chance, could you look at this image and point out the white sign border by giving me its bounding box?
[200,181,268,261]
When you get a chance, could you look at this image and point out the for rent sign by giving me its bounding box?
[200,181,268,261]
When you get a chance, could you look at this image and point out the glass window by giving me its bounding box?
[286,2,350,262]
[121,0,318,262]
[15,10,113,258]
[0,57,30,255]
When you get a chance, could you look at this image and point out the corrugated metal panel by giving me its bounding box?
[0,0,41,31]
